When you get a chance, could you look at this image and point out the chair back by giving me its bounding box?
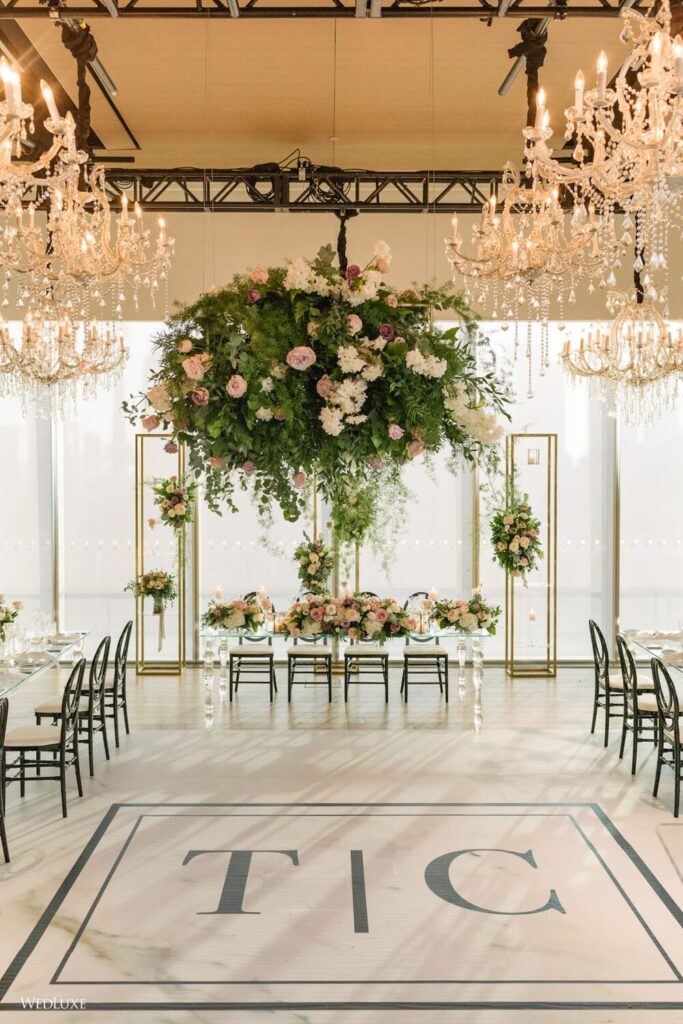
[616,633,638,706]
[293,634,328,646]
[60,660,85,746]
[589,619,609,683]
[88,636,111,716]
[113,620,133,699]
[403,591,436,641]
[358,591,378,598]
[404,591,429,610]
[652,658,680,739]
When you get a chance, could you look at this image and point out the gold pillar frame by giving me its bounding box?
[134,433,187,675]
[504,433,558,678]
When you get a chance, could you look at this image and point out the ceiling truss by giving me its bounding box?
[0,0,643,19]
[80,166,512,213]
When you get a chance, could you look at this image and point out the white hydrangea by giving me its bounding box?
[361,360,384,382]
[332,378,367,415]
[260,377,274,393]
[373,240,392,264]
[338,345,366,374]
[255,406,274,421]
[460,612,479,632]
[444,382,505,445]
[346,414,368,425]
[320,406,344,436]
[284,257,312,291]
[405,348,447,379]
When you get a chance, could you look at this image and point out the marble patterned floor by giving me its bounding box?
[0,665,681,1023]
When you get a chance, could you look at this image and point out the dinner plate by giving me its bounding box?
[15,653,53,668]
[47,633,80,645]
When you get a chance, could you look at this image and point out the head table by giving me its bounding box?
[201,627,493,723]
[0,633,88,699]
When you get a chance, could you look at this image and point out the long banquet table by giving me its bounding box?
[0,633,88,699]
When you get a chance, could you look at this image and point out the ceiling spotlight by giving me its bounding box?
[228,0,240,17]
[369,0,382,17]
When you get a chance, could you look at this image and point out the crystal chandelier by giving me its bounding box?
[0,305,127,417]
[0,20,175,415]
[560,292,683,424]
[524,0,683,311]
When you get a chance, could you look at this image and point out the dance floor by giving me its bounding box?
[0,667,681,1023]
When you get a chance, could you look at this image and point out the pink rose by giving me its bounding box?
[407,439,425,458]
[182,355,205,381]
[142,414,159,432]
[316,374,334,398]
[226,374,248,398]
[389,622,401,632]
[379,323,395,341]
[191,387,209,406]
[376,609,388,623]
[242,460,257,474]
[249,265,269,284]
[393,336,406,345]
[388,423,404,440]
[385,293,398,308]
[346,264,361,281]
[285,346,317,371]
[347,314,363,335]
[310,606,324,621]
[208,456,226,469]
[164,440,178,454]
[370,457,385,471]
[247,288,261,304]
[178,339,193,354]
[292,472,307,489]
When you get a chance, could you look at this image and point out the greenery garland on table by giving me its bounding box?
[124,241,508,545]
[294,534,334,595]
[490,493,543,585]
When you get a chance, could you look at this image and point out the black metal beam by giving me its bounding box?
[0,0,643,18]
[88,166,506,213]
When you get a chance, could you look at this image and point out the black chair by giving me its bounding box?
[344,639,389,704]
[287,635,332,702]
[229,632,277,703]
[4,660,85,818]
[0,698,9,862]
[102,620,133,747]
[35,635,111,777]
[616,634,658,774]
[401,634,448,703]
[588,619,642,746]
[652,658,682,818]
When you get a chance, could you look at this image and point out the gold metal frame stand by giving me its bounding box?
[504,433,558,678]
[134,433,187,675]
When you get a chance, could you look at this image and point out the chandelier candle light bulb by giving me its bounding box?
[596,51,608,102]
[40,80,60,122]
[574,71,585,117]
[534,87,546,133]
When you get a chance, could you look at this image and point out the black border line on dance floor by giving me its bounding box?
[0,801,681,1013]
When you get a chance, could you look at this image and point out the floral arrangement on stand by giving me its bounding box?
[282,593,340,640]
[294,534,334,595]
[280,592,417,644]
[0,594,23,643]
[124,241,508,546]
[490,494,543,584]
[432,590,501,635]
[125,570,177,651]
[202,596,266,633]
[149,475,197,532]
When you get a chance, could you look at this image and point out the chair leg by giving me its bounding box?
[272,664,278,693]
[619,708,628,759]
[327,661,332,703]
[653,731,664,797]
[288,659,292,703]
[444,658,449,704]
[87,724,95,778]
[437,658,443,693]
[122,696,130,735]
[112,700,121,748]
[101,708,110,761]
[19,752,25,797]
[384,658,388,704]
[603,693,610,747]
[229,657,234,703]
[631,714,639,775]
[404,663,409,704]
[60,756,68,818]
[0,812,8,863]
[590,680,599,734]
[344,660,349,703]
[674,748,681,819]
[74,735,83,798]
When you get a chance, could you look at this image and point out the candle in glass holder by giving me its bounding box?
[529,609,537,622]
[214,585,224,600]
[428,586,437,601]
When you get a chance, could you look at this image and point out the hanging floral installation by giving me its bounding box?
[125,242,508,544]
[149,475,198,532]
[490,494,543,584]
[294,534,334,595]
